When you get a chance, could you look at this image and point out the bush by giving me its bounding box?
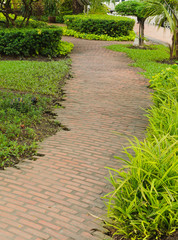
[62,26,135,41]
[0,27,63,57]
[58,0,73,23]
[105,65,178,239]
[57,41,74,56]
[64,14,135,37]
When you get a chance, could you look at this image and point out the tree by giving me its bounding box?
[115,0,148,46]
[144,0,178,59]
[0,0,39,27]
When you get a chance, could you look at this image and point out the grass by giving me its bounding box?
[106,44,171,79]
[0,59,71,95]
[104,45,178,239]
[0,59,71,168]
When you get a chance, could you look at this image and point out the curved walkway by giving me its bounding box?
[0,37,151,240]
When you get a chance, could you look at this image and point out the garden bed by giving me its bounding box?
[0,59,71,169]
[104,44,178,240]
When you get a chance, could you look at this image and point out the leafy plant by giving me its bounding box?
[57,40,74,56]
[62,26,135,41]
[44,0,59,16]
[0,57,71,168]
[144,0,178,59]
[104,64,178,239]
[115,0,150,46]
[0,27,69,57]
[0,0,40,27]
[64,14,135,37]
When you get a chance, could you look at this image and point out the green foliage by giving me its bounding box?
[62,26,135,41]
[64,14,135,37]
[58,0,73,22]
[0,13,47,28]
[57,40,74,56]
[0,27,63,57]
[143,0,178,59]
[115,0,147,19]
[147,65,178,138]
[106,44,170,79]
[0,58,71,168]
[0,92,49,168]
[105,65,178,239]
[89,0,109,14]
[0,60,71,95]
[44,0,59,16]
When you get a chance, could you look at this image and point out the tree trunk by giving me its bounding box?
[72,0,84,14]
[170,25,178,60]
[175,26,178,60]
[138,18,145,46]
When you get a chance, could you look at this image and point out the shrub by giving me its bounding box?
[0,27,63,57]
[105,65,178,239]
[57,41,74,56]
[58,0,73,23]
[32,0,45,20]
[62,26,135,41]
[64,14,135,37]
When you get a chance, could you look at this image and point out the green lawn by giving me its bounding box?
[0,59,71,95]
[106,44,171,79]
[0,59,71,168]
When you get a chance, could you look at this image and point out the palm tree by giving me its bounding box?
[144,0,178,59]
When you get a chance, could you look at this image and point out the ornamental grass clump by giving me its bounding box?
[105,65,178,240]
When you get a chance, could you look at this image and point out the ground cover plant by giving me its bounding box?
[0,59,71,169]
[105,64,178,240]
[62,26,135,41]
[106,44,171,79]
[104,46,178,239]
[64,14,135,37]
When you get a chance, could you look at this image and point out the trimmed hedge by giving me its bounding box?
[0,27,63,57]
[64,14,135,37]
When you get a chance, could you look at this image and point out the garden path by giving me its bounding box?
[0,37,151,240]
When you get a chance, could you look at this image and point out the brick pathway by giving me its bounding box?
[0,37,151,240]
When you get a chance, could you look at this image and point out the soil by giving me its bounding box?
[0,55,67,62]
[104,226,178,240]
[0,57,70,169]
[128,45,155,50]
[1,96,69,169]
[157,59,178,65]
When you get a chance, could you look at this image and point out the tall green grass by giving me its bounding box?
[105,65,178,239]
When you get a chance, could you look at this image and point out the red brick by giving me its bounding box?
[38,220,61,230]
[19,219,42,230]
[24,227,50,239]
[44,228,68,240]
[8,227,32,239]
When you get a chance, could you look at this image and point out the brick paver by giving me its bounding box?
[0,37,151,239]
